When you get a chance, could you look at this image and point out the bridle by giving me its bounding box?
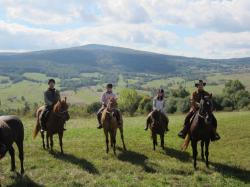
[198,98,212,120]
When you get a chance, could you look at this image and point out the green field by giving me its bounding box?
[1,111,249,186]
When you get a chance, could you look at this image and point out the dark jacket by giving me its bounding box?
[191,90,210,111]
[44,88,60,107]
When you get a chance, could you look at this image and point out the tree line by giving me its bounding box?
[1,80,249,117]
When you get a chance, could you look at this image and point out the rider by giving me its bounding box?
[97,83,122,129]
[178,80,220,141]
[144,89,169,131]
[40,79,61,132]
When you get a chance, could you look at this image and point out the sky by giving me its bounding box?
[0,0,250,59]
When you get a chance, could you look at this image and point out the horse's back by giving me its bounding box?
[0,115,24,143]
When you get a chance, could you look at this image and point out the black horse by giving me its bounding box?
[182,95,215,169]
[148,110,169,150]
[0,115,24,174]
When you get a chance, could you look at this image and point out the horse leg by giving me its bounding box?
[119,127,126,151]
[41,131,45,149]
[16,141,24,174]
[112,131,117,155]
[205,140,210,167]
[152,133,157,151]
[160,134,164,150]
[191,140,198,169]
[105,130,109,154]
[201,141,205,160]
[110,132,113,148]
[9,146,16,172]
[46,133,50,149]
[50,135,54,152]
[59,132,64,154]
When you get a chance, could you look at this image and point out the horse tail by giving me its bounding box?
[33,109,41,139]
[182,134,190,151]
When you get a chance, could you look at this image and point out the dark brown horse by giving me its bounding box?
[182,95,214,169]
[33,97,70,154]
[101,97,126,154]
[148,110,169,150]
[0,116,24,174]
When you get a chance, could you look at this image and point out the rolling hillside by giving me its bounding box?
[0,44,250,78]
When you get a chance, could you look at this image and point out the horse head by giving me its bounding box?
[199,94,213,123]
[53,97,70,121]
[107,97,118,111]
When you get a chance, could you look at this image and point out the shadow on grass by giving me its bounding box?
[8,173,44,187]
[164,147,190,162]
[117,147,156,173]
[211,162,250,183]
[50,151,99,175]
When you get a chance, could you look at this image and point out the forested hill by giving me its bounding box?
[0,44,249,79]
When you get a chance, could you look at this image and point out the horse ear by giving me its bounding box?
[64,97,67,103]
[210,93,212,98]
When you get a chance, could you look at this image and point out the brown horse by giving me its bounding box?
[33,97,70,154]
[0,116,24,174]
[148,110,169,150]
[101,97,126,154]
[182,95,214,169]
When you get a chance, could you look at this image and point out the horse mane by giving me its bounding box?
[53,99,68,113]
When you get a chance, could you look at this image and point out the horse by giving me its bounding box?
[101,97,126,154]
[0,115,24,174]
[182,95,214,169]
[33,97,70,154]
[148,110,169,150]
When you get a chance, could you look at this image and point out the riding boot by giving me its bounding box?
[178,125,188,139]
[164,116,169,132]
[40,120,46,132]
[211,128,220,141]
[144,116,151,131]
[40,115,46,132]
[178,111,194,139]
[97,112,102,129]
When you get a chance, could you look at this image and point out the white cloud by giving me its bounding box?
[0,21,179,53]
[0,0,250,58]
[186,31,250,58]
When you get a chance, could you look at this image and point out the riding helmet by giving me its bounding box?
[48,79,56,84]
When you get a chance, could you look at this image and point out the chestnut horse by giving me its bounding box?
[148,110,169,150]
[33,97,70,154]
[101,98,126,154]
[0,116,24,174]
[182,95,214,169]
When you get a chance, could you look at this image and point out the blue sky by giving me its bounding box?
[0,0,250,59]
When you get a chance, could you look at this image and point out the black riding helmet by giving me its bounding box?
[48,79,56,84]
[106,83,113,88]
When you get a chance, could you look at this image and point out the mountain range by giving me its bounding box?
[0,44,249,78]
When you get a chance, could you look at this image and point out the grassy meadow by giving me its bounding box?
[0,111,250,187]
